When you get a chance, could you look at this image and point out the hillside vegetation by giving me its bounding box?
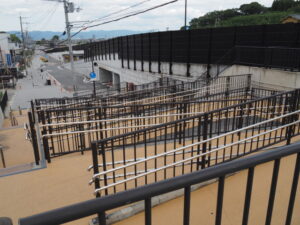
[188,0,300,29]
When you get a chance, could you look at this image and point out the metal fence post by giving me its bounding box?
[0,146,5,168]
[225,76,230,97]
[28,112,40,165]
[201,114,209,169]
[92,142,107,225]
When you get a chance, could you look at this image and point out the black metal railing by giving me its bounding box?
[19,141,300,225]
[40,87,256,162]
[0,90,8,112]
[89,89,300,196]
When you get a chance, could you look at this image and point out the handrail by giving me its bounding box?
[90,109,300,185]
[19,142,300,225]
[91,89,298,145]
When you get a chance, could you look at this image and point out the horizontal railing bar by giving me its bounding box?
[40,104,286,128]
[37,83,248,112]
[91,110,300,184]
[87,136,283,171]
[40,113,276,137]
[41,95,249,121]
[91,89,297,145]
[93,121,296,192]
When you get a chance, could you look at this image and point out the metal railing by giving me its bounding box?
[33,75,250,111]
[19,141,300,225]
[89,89,300,196]
[34,75,261,162]
[90,109,300,196]
[40,90,251,162]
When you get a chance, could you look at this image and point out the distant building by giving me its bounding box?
[281,14,300,24]
[0,32,21,67]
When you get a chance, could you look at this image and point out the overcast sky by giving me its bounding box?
[0,0,273,32]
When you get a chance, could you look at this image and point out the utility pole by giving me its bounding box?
[20,16,27,76]
[44,0,80,73]
[63,0,75,72]
[184,0,187,30]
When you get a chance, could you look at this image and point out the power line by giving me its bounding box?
[71,0,178,39]
[37,3,60,30]
[83,0,153,26]
[30,3,60,30]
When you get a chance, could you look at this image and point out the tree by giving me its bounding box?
[51,35,59,41]
[271,0,298,11]
[10,34,21,43]
[189,9,240,29]
[240,2,267,15]
[40,38,46,44]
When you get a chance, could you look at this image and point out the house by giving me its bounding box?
[281,14,300,24]
[0,32,21,67]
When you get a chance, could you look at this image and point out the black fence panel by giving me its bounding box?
[190,29,210,64]
[172,30,189,63]
[84,24,300,72]
[211,27,236,63]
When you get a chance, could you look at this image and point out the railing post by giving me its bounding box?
[247,74,251,93]
[0,146,6,168]
[30,100,35,123]
[42,132,51,163]
[40,111,51,163]
[145,198,152,225]
[183,186,191,225]
[286,90,299,145]
[92,142,107,225]
[201,114,208,169]
[28,112,40,165]
[225,76,230,97]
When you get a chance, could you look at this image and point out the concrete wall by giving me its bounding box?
[220,65,300,90]
[95,53,300,90]
[95,53,207,85]
[99,68,113,83]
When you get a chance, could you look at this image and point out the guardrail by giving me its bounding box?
[40,88,251,162]
[19,141,300,225]
[89,89,300,196]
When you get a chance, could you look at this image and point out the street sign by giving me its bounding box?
[89,72,96,79]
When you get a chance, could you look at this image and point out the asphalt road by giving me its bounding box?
[9,52,72,110]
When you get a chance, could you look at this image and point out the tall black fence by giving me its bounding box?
[83,23,300,73]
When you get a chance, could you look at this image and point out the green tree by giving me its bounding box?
[240,2,267,15]
[189,9,240,29]
[10,34,21,43]
[271,0,298,11]
[51,35,59,41]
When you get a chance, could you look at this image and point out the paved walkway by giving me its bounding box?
[9,52,72,110]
